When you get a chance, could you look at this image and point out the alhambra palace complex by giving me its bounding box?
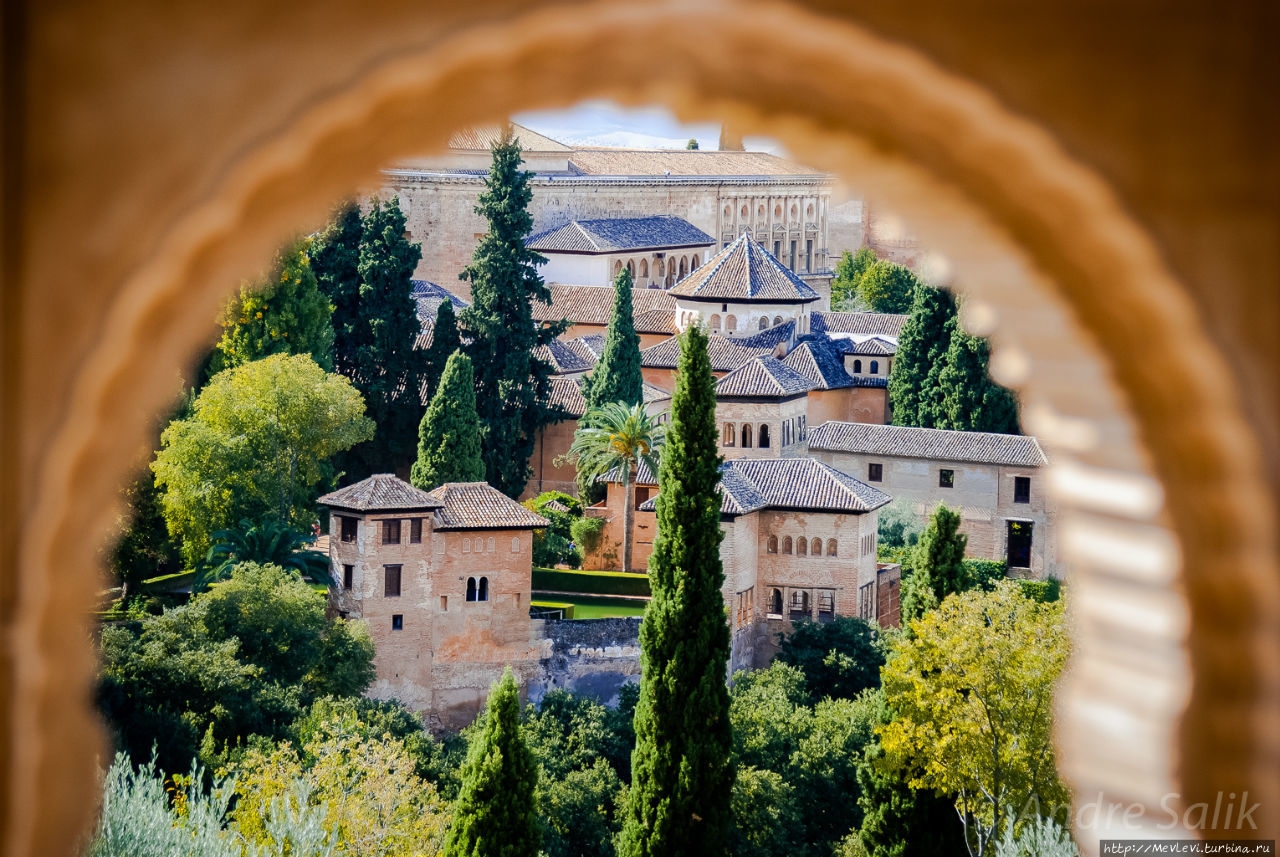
[322,126,1060,726]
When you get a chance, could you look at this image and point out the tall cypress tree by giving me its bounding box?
[618,325,734,857]
[442,668,540,857]
[936,328,1021,434]
[460,127,566,497]
[900,504,968,622]
[888,286,957,427]
[410,350,485,490]
[310,200,364,379]
[582,266,644,412]
[423,298,461,402]
[915,315,959,430]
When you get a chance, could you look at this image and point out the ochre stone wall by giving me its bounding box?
[806,386,888,426]
[716,397,808,459]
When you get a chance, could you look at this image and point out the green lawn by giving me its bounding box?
[533,592,648,619]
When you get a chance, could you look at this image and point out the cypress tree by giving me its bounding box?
[936,328,1021,434]
[442,668,540,857]
[618,325,734,857]
[915,315,959,430]
[423,298,461,402]
[900,504,968,622]
[460,127,566,497]
[888,286,957,427]
[411,350,485,490]
[582,266,644,412]
[309,200,364,379]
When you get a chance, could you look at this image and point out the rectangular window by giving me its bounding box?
[939,469,954,488]
[410,518,423,543]
[790,240,797,270]
[342,564,353,590]
[391,614,403,631]
[382,519,401,545]
[440,595,448,611]
[384,564,402,597]
[805,239,813,273]
[1014,476,1031,504]
[339,516,358,543]
[868,462,883,482]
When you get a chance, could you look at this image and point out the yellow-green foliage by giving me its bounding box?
[878,583,1070,853]
[230,721,450,857]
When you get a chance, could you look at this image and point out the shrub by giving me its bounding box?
[963,558,1007,591]
[1019,577,1063,603]
[531,568,651,598]
[876,499,921,549]
[568,516,606,557]
[524,491,582,569]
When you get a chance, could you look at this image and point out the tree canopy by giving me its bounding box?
[152,353,373,564]
[831,248,878,312]
[855,261,920,314]
[900,504,969,623]
[775,616,886,703]
[411,350,486,490]
[459,128,566,497]
[582,265,644,413]
[935,328,1021,434]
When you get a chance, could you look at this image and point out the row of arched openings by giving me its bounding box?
[851,359,880,374]
[709,314,786,334]
[722,422,770,449]
[612,254,701,287]
[767,536,837,556]
[767,588,836,615]
[466,576,489,602]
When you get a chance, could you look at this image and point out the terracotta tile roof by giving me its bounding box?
[670,236,820,303]
[412,280,469,330]
[448,123,572,152]
[634,458,891,516]
[526,216,714,254]
[780,339,855,390]
[808,421,1047,467]
[565,148,824,177]
[640,321,793,372]
[537,335,604,375]
[811,311,908,337]
[838,335,898,356]
[547,376,671,419]
[531,284,677,327]
[319,474,443,513]
[716,356,817,399]
[423,482,550,530]
[632,308,677,335]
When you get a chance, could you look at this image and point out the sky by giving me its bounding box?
[513,99,786,154]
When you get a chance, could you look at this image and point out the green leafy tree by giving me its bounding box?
[855,261,919,314]
[563,401,664,573]
[211,241,335,374]
[152,353,374,565]
[831,248,877,311]
[686,138,700,150]
[776,616,886,702]
[582,266,644,412]
[900,505,968,623]
[888,286,958,427]
[198,515,331,592]
[443,668,540,857]
[879,584,1071,856]
[460,128,567,497]
[935,327,1021,434]
[522,491,583,569]
[876,499,922,551]
[424,298,462,401]
[411,351,485,490]
[618,325,733,857]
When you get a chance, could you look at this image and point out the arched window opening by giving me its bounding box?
[812,537,822,556]
[511,537,520,552]
[627,259,635,277]
[771,589,783,615]
[774,204,782,218]
[613,260,622,277]
[466,577,477,601]
[757,205,765,217]
[639,259,649,279]
[656,258,665,277]
[759,424,771,448]
[723,203,732,218]
[870,360,879,374]
[789,590,810,615]
[797,537,808,556]
[691,254,700,268]
[827,539,838,557]
[759,317,769,330]
[726,315,738,333]
[463,538,471,553]
[679,257,688,278]
[723,422,736,447]
[853,359,862,373]
[741,204,749,217]
[487,537,496,552]
[818,591,835,615]
[790,204,799,219]
[767,535,778,554]
[773,315,783,326]
[782,536,793,555]
[741,424,753,448]
[710,314,722,332]
[478,577,489,602]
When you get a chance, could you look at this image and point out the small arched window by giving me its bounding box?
[463,538,471,553]
[811,537,822,556]
[680,258,688,278]
[724,204,732,217]
[656,258,665,277]
[639,259,649,278]
[870,360,879,374]
[723,422,736,447]
[759,424,771,448]
[774,315,783,327]
[627,260,635,277]
[710,314,722,332]
[783,536,793,555]
[726,315,737,333]
[767,536,778,554]
[511,537,520,552]
[759,317,769,330]
[613,260,622,276]
[478,577,489,602]
[774,204,782,218]
[691,255,700,268]
[797,538,808,556]
[741,424,753,448]
[466,577,477,601]
[853,359,863,373]
[771,588,783,614]
[758,205,765,217]
[741,205,749,217]
[827,539,837,557]
[790,204,799,219]
[807,203,815,218]
[487,537,496,552]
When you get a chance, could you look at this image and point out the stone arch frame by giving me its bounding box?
[758,423,770,448]
[741,423,753,448]
[679,256,688,278]
[811,536,821,556]
[725,314,737,333]
[853,359,862,373]
[782,536,793,555]
[767,535,778,554]
[827,539,838,557]
[797,536,808,556]
[638,258,648,280]
[870,359,879,374]
[709,313,721,332]
[612,259,622,277]
[691,253,700,268]
[759,316,768,331]
[773,315,784,327]
[8,3,1277,852]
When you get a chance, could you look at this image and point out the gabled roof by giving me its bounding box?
[670,236,820,303]
[423,482,550,530]
[319,474,443,513]
[716,356,817,399]
[537,335,604,375]
[839,335,897,356]
[632,308,677,335]
[527,216,714,254]
[632,458,891,516]
[780,339,856,390]
[640,321,794,372]
[448,123,572,152]
[808,422,1047,468]
[810,311,909,338]
[412,280,470,331]
[546,376,672,419]
[531,284,677,327]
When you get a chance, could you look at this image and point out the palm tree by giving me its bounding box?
[196,515,332,592]
[564,401,664,573]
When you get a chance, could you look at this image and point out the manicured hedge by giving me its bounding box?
[532,567,651,597]
[963,559,1008,590]
[531,600,576,619]
[1019,578,1063,603]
